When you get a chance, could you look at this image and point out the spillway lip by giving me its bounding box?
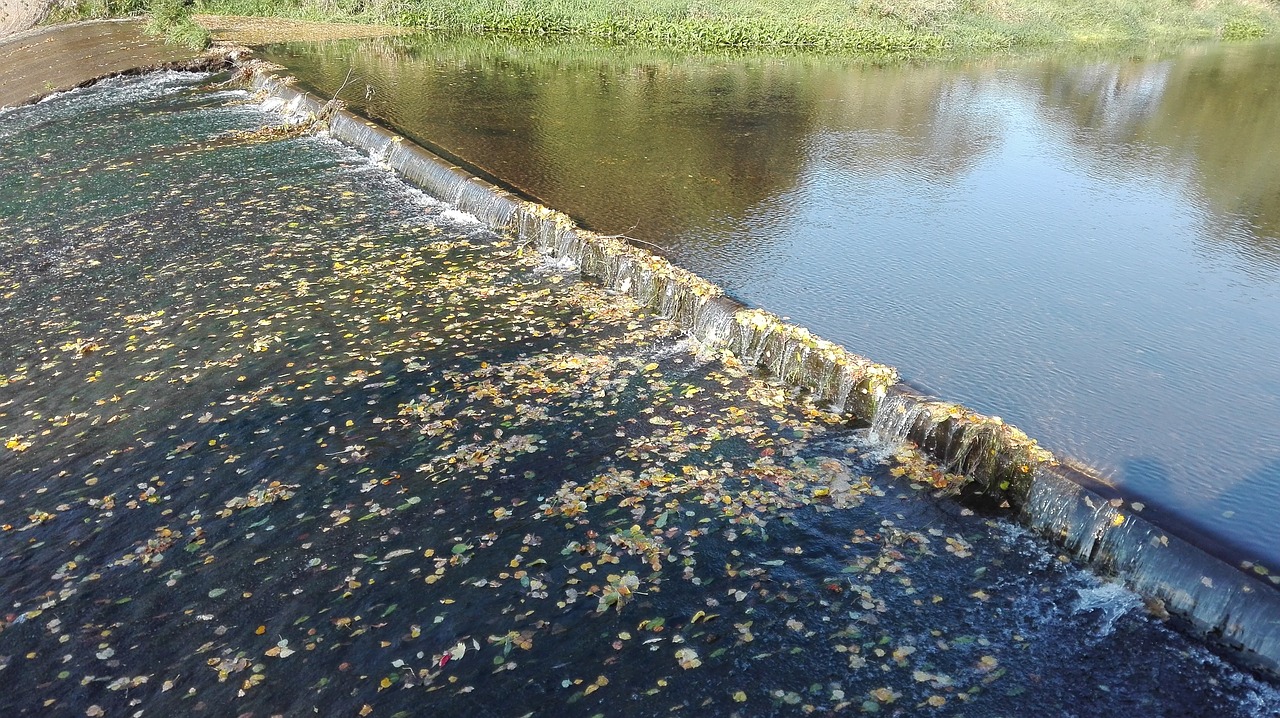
[236,61,1280,678]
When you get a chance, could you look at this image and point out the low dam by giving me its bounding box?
[258,35,1280,577]
[1,26,1278,717]
[247,59,1280,678]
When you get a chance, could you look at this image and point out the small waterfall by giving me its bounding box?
[327,113,522,229]
[1026,467,1280,673]
[689,296,740,349]
[247,65,1280,675]
[865,381,1280,671]
[869,386,1048,508]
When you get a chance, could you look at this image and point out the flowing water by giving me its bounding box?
[3,70,1280,716]
[257,37,1280,571]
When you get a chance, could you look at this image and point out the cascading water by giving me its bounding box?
[247,65,1280,675]
[1023,468,1280,670]
[869,383,1280,670]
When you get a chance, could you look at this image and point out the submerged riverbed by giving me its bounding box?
[1,71,1278,716]
[257,36,1280,571]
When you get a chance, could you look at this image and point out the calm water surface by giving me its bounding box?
[261,38,1280,568]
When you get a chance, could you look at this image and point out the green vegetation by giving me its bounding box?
[44,0,210,49]
[1221,16,1272,40]
[145,0,212,49]
[45,0,147,23]
[193,0,1280,54]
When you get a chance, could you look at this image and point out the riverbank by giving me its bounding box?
[193,0,1279,55]
[0,17,408,107]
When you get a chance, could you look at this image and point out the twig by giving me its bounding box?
[595,223,667,252]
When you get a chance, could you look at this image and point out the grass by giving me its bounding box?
[186,0,1280,54]
[45,0,148,23]
[44,0,211,48]
[146,0,213,49]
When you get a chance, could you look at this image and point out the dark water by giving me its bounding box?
[258,37,1280,570]
[2,72,1278,715]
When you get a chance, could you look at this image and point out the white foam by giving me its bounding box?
[845,427,901,468]
[1183,643,1280,717]
[440,208,481,225]
[0,71,211,140]
[538,253,580,272]
[1073,581,1142,637]
[647,338,699,361]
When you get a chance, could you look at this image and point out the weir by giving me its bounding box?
[247,65,1280,674]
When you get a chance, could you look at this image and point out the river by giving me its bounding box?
[2,68,1278,716]
[258,36,1280,570]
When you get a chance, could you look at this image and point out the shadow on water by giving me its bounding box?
[1214,459,1280,561]
[1119,453,1280,569]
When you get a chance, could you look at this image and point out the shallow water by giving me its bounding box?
[257,36,1280,570]
[1,71,1278,716]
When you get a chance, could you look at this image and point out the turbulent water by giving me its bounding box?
[1,72,1278,716]
[258,37,1280,571]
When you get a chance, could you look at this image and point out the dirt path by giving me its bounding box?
[0,0,51,39]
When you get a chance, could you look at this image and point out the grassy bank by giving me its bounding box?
[46,0,211,47]
[146,0,212,48]
[188,0,1280,54]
